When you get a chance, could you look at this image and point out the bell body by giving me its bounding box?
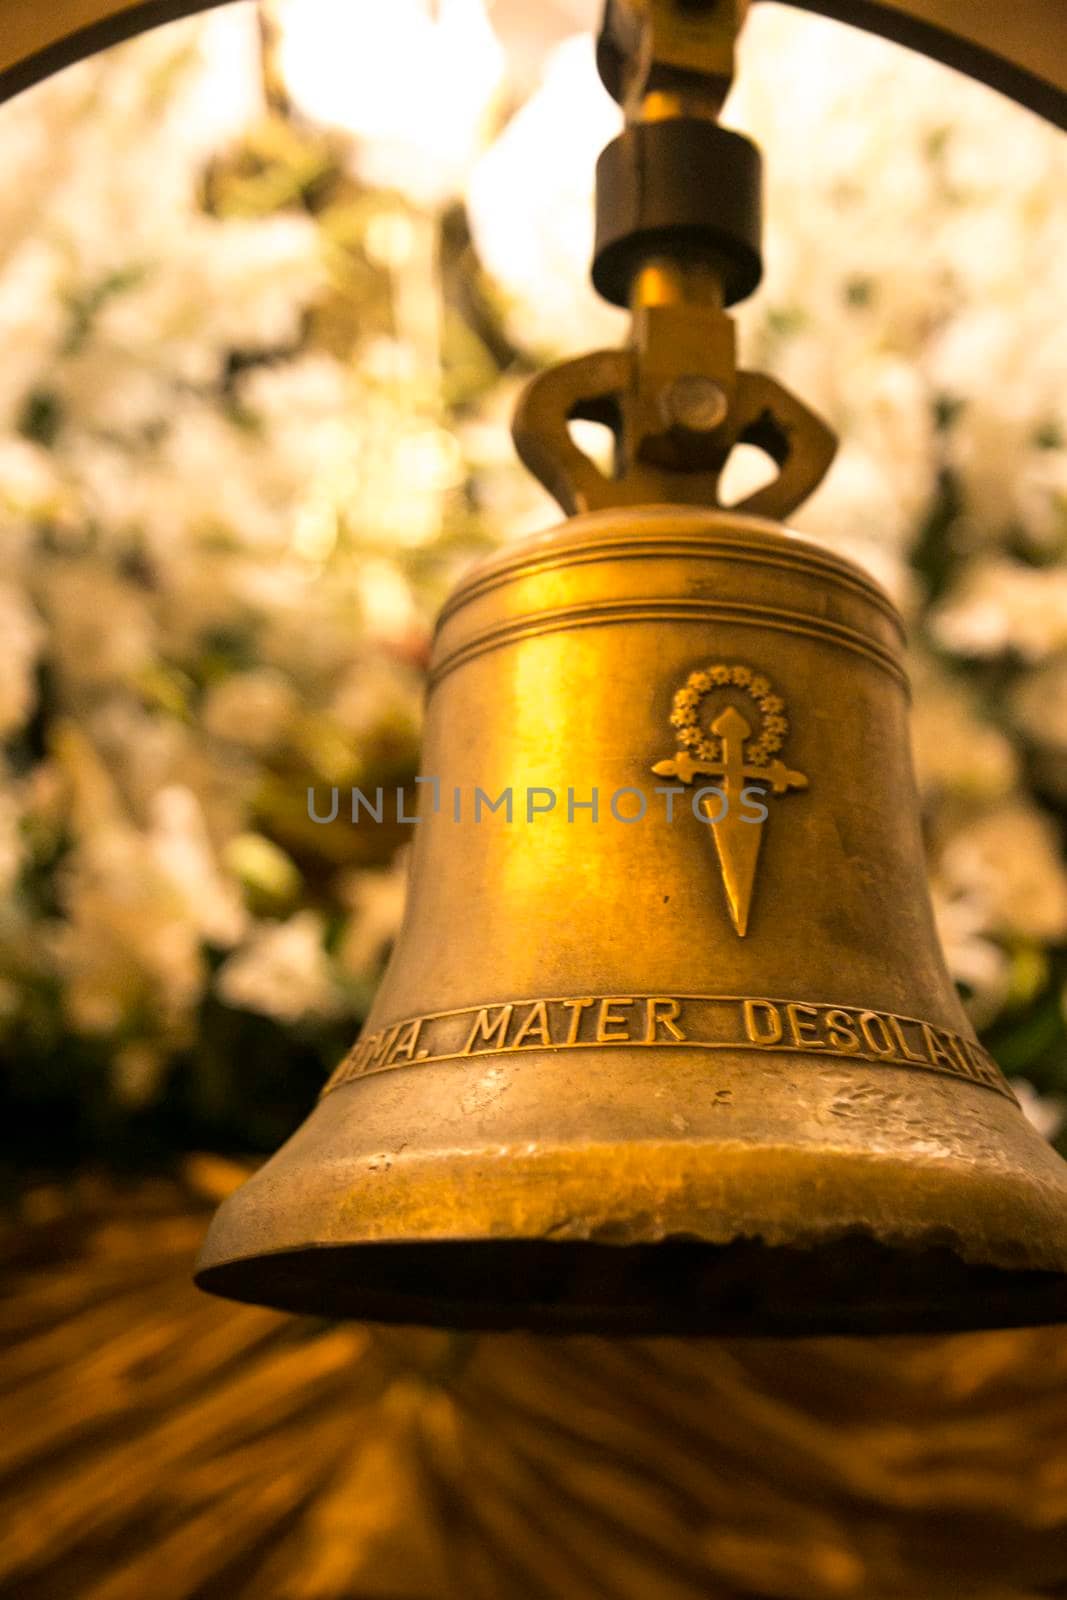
[197,508,1067,1333]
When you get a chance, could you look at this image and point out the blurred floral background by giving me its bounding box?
[1,0,1066,1189]
[4,7,1067,1599]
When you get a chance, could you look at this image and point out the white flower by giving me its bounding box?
[202,669,299,753]
[53,343,179,436]
[937,804,1067,943]
[37,559,154,693]
[910,674,1018,801]
[355,558,422,639]
[237,353,353,425]
[85,697,256,848]
[45,726,234,1038]
[51,824,207,1037]
[932,563,1067,662]
[0,435,64,528]
[329,654,422,742]
[467,34,626,358]
[788,442,917,572]
[184,213,325,354]
[147,785,248,947]
[336,861,408,978]
[1012,447,1067,554]
[1012,1079,1067,1144]
[216,910,343,1022]
[929,885,1010,1030]
[275,0,505,206]
[167,4,266,158]
[0,240,67,429]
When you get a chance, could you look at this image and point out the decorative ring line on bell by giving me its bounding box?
[439,531,903,635]
[429,599,909,690]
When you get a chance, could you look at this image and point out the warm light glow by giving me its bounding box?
[273,0,505,205]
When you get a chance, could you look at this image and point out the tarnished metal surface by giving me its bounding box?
[196,508,1067,1334]
[0,2,1063,126]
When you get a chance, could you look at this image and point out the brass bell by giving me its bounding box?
[196,3,1067,1335]
[196,496,1067,1334]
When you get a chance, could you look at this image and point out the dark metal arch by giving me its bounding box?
[0,2,1063,128]
[0,2,225,107]
[783,1,1067,130]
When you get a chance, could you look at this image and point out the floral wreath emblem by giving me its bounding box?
[668,663,789,771]
[652,663,808,937]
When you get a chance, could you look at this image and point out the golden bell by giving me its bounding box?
[196,504,1067,1334]
[197,3,1067,1335]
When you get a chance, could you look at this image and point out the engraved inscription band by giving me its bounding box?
[321,993,1015,1103]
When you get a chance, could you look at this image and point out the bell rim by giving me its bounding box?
[194,1239,1067,1338]
[195,1111,1067,1336]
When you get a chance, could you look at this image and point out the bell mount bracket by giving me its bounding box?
[512,0,838,520]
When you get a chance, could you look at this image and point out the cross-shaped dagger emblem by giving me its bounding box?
[652,673,807,937]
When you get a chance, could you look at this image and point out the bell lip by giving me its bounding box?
[194,1126,1067,1336]
[436,505,902,631]
[194,1235,1067,1339]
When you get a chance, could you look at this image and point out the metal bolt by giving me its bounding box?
[660,375,728,434]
